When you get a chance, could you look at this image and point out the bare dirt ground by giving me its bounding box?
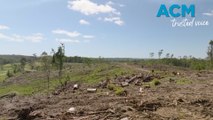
[0,66,213,120]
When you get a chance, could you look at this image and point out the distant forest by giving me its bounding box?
[0,55,34,64]
[0,54,137,64]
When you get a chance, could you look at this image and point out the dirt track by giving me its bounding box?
[0,68,213,120]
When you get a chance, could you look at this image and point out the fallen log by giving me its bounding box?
[121,82,129,87]
[98,79,110,88]
[87,88,97,93]
[87,109,115,115]
[126,76,137,83]
[134,79,142,86]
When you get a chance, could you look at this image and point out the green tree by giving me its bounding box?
[20,58,27,72]
[41,51,51,93]
[207,40,213,68]
[158,49,163,59]
[170,54,174,58]
[12,64,19,73]
[166,53,170,58]
[7,70,13,78]
[183,55,188,59]
[30,53,37,70]
[149,52,154,58]
[52,43,65,85]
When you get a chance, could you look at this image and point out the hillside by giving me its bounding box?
[0,62,212,120]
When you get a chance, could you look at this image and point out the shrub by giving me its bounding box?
[7,70,13,78]
[115,87,126,96]
[107,83,116,91]
[107,84,126,96]
[176,79,192,85]
[153,80,161,86]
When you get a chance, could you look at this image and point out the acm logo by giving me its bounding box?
[157,4,195,17]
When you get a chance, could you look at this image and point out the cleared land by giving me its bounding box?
[0,62,213,120]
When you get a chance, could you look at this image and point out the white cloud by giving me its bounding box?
[114,20,124,26]
[0,33,44,42]
[17,33,44,42]
[68,0,124,26]
[104,17,119,22]
[0,24,44,42]
[52,29,95,43]
[68,0,120,15]
[83,35,94,39]
[0,33,15,41]
[79,19,90,25]
[0,25,10,30]
[119,4,125,7]
[106,1,114,5]
[52,29,81,37]
[203,11,213,16]
[56,38,80,43]
[104,17,124,26]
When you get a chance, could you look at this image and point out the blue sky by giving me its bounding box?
[0,0,213,58]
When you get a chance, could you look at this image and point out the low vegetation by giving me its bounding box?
[0,40,212,96]
[176,78,192,85]
[152,79,161,86]
[0,41,212,120]
[107,83,126,96]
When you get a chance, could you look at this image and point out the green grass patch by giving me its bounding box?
[107,83,116,91]
[143,79,161,88]
[0,84,34,96]
[107,83,126,96]
[0,64,13,82]
[176,79,192,85]
[152,79,161,86]
[69,63,135,84]
[115,87,125,96]
[149,79,161,87]
[0,63,136,96]
[0,78,63,96]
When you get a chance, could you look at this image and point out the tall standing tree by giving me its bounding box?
[183,55,188,59]
[41,51,51,92]
[158,49,163,59]
[52,43,65,85]
[20,58,27,72]
[149,52,154,58]
[30,53,37,70]
[207,40,213,67]
[166,53,170,58]
[170,54,174,58]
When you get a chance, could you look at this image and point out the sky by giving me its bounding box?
[0,0,213,58]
